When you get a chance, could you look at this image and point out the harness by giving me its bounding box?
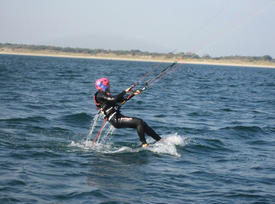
[93,92,120,121]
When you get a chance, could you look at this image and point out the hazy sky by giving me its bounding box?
[1,0,275,57]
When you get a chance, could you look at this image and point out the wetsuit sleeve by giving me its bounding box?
[97,91,126,104]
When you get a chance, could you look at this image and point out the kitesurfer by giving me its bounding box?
[93,77,161,147]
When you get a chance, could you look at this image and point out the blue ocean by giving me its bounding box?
[0,54,275,203]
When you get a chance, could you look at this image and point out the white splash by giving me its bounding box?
[96,124,115,144]
[146,133,189,157]
[85,112,103,144]
[70,132,188,157]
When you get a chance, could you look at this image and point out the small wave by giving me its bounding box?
[190,138,233,153]
[256,82,275,87]
[0,116,49,123]
[2,179,26,187]
[188,111,211,117]
[154,114,166,118]
[61,113,92,124]
[221,125,263,132]
[221,108,233,112]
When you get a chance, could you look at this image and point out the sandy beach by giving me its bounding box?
[1,48,275,69]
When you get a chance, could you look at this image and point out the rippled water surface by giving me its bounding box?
[0,54,275,203]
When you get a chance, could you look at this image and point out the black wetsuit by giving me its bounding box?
[94,90,161,144]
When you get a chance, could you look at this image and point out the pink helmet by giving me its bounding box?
[95,78,110,91]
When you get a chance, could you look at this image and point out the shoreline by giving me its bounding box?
[1,50,275,69]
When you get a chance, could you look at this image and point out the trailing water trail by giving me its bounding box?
[70,133,188,157]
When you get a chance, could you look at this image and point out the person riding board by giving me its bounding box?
[93,78,161,147]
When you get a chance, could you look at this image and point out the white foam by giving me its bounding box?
[69,132,188,157]
[146,133,189,157]
[70,140,93,150]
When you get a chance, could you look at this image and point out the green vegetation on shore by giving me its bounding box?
[1,43,274,67]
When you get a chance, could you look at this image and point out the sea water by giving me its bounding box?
[0,54,275,203]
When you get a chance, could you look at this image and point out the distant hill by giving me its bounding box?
[1,43,274,68]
